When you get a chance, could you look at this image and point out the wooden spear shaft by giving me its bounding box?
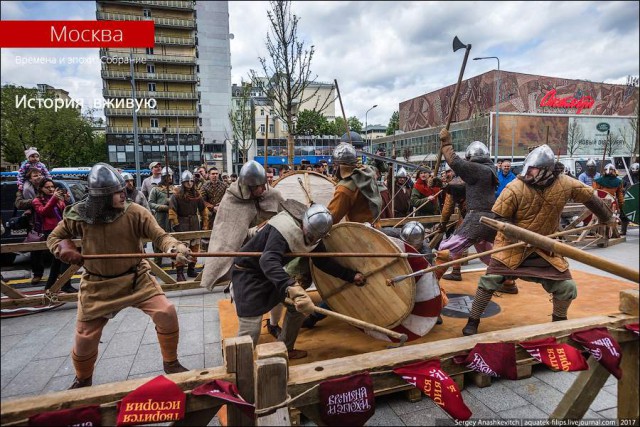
[388,223,603,284]
[393,189,443,227]
[82,251,425,260]
[285,298,407,345]
[480,217,639,283]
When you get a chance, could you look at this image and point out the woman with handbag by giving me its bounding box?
[31,178,77,293]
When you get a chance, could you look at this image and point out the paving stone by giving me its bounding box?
[178,311,204,331]
[398,407,442,426]
[602,383,617,396]
[33,330,75,360]
[204,325,222,348]
[385,390,438,415]
[181,353,205,371]
[1,356,66,397]
[129,343,164,376]
[597,407,617,419]
[588,387,617,412]
[363,400,404,426]
[512,379,565,414]
[1,344,42,378]
[42,374,76,394]
[53,355,75,378]
[460,389,498,419]
[116,308,152,333]
[178,327,205,356]
[141,322,159,345]
[207,416,222,426]
[101,329,145,359]
[584,409,603,419]
[535,368,582,392]
[128,370,165,380]
[204,343,224,368]
[604,375,617,387]
[497,404,548,419]
[466,381,530,412]
[93,354,136,385]
[0,334,28,357]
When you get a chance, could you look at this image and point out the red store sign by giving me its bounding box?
[539,89,594,114]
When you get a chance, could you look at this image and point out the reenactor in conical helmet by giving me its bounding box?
[169,170,207,281]
[47,163,194,389]
[462,145,614,336]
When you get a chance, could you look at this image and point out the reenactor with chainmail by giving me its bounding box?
[169,170,207,282]
[387,167,412,218]
[47,163,194,389]
[121,172,150,210]
[148,167,175,266]
[435,130,502,288]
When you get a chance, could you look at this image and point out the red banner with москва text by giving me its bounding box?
[0,21,154,48]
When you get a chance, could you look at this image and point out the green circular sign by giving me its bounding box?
[596,122,610,132]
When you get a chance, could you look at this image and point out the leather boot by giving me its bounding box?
[442,266,462,281]
[69,376,92,389]
[552,314,567,322]
[462,318,480,336]
[266,321,282,338]
[163,359,188,374]
[620,221,628,236]
[176,267,186,282]
[496,279,518,294]
[187,262,197,278]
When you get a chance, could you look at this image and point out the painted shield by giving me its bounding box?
[310,222,416,329]
[272,171,336,207]
[622,183,639,223]
[362,237,442,342]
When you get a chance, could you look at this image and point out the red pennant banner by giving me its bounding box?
[192,380,255,419]
[319,372,375,426]
[116,375,185,426]
[571,327,622,379]
[625,323,639,336]
[29,405,101,426]
[520,337,588,372]
[453,342,518,380]
[393,359,472,421]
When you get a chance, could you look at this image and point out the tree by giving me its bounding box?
[348,116,363,133]
[566,120,584,157]
[1,84,106,167]
[251,0,331,167]
[228,80,254,168]
[296,109,328,136]
[386,111,399,135]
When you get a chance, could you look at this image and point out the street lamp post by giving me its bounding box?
[365,104,378,153]
[473,56,500,163]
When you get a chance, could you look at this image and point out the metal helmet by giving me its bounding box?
[340,131,364,148]
[604,163,616,175]
[121,172,134,181]
[302,203,333,245]
[465,141,490,160]
[400,221,425,248]
[520,144,555,177]
[443,163,452,172]
[631,163,639,172]
[87,163,125,196]
[396,167,408,178]
[161,166,173,177]
[238,160,267,187]
[181,170,194,182]
[332,142,358,165]
[586,159,597,168]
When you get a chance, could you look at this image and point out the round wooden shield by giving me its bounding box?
[310,222,416,329]
[272,171,336,207]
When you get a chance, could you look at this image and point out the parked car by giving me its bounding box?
[1,179,88,265]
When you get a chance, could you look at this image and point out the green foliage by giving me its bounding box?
[296,109,328,135]
[348,116,363,133]
[386,110,400,135]
[1,84,106,167]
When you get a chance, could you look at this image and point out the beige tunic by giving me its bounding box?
[47,202,180,321]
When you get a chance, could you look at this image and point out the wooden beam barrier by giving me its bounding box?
[0,367,234,426]
[224,336,255,427]
[255,342,290,426]
[284,314,638,411]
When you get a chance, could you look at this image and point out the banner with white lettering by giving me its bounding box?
[452,342,518,380]
[318,372,375,426]
[571,327,623,379]
[519,337,588,372]
[116,375,185,426]
[192,380,255,418]
[29,404,101,426]
[393,359,471,421]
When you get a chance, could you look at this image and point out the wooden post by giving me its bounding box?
[224,336,255,426]
[549,356,611,420]
[254,343,289,426]
[618,289,639,422]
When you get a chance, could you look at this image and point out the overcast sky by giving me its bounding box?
[1,1,638,127]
